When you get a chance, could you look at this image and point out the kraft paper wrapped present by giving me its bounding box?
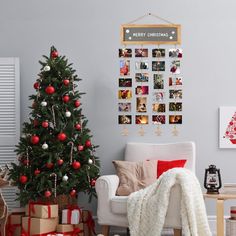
[56,224,83,235]
[22,216,58,235]
[62,208,81,224]
[25,203,58,219]
[6,212,25,236]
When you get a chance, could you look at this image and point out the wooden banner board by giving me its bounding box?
[121,24,181,45]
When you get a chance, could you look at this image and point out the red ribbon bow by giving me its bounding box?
[83,211,96,235]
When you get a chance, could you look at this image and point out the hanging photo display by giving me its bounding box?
[118,22,182,135]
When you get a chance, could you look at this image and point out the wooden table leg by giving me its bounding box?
[216,199,224,236]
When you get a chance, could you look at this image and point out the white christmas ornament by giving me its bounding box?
[65,111,71,117]
[43,65,50,71]
[88,159,93,164]
[41,101,47,107]
[62,175,69,182]
[42,143,48,150]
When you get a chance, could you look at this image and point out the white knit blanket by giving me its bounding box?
[127,168,212,236]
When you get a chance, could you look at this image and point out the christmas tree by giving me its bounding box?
[9,46,100,205]
[224,112,236,144]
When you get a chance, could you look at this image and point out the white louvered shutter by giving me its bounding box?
[0,58,20,210]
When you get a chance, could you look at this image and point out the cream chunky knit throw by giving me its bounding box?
[127,168,212,236]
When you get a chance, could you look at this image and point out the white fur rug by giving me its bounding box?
[127,168,212,236]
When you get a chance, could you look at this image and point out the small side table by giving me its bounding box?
[204,193,236,236]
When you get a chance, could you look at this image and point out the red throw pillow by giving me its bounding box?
[157,159,187,178]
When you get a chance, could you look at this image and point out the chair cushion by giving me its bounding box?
[113,160,157,196]
[111,196,128,214]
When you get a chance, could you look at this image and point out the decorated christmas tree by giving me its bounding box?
[9,46,100,205]
[224,112,236,144]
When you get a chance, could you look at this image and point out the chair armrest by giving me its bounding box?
[95,175,119,199]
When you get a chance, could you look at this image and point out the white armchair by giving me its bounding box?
[95,142,196,236]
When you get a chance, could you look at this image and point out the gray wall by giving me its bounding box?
[1,0,236,215]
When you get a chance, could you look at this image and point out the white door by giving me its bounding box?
[0,58,20,210]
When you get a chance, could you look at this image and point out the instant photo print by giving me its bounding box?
[135,86,149,95]
[118,115,132,124]
[169,77,183,86]
[152,49,165,58]
[135,61,149,70]
[170,60,180,74]
[169,102,182,112]
[136,97,147,112]
[169,90,182,99]
[135,73,149,82]
[169,115,182,124]
[152,103,166,112]
[153,74,164,89]
[153,92,165,102]
[118,102,131,112]
[119,78,132,87]
[120,60,130,76]
[152,115,166,124]
[118,90,132,99]
[152,61,165,71]
[169,48,183,58]
[135,49,148,57]
[119,48,132,58]
[136,115,149,124]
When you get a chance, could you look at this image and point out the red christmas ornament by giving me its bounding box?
[74,100,81,108]
[62,95,70,103]
[70,189,77,197]
[51,50,59,59]
[46,162,54,169]
[45,85,55,95]
[34,169,41,176]
[90,179,96,186]
[23,159,29,165]
[19,175,28,184]
[57,159,64,165]
[42,121,49,128]
[33,82,40,90]
[85,140,92,148]
[31,135,40,145]
[77,145,84,151]
[63,79,70,86]
[33,119,39,127]
[57,132,67,141]
[72,161,81,170]
[44,190,52,198]
[75,123,81,130]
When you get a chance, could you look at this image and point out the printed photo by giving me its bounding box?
[152,61,165,71]
[135,49,148,57]
[120,60,130,76]
[169,48,183,58]
[169,90,182,99]
[152,49,165,58]
[135,61,149,70]
[170,60,180,74]
[118,90,132,99]
[118,115,132,124]
[136,115,149,124]
[118,103,131,112]
[169,102,182,112]
[119,48,132,58]
[136,97,147,112]
[152,103,166,113]
[169,77,183,86]
[153,92,164,102]
[119,78,132,87]
[135,86,149,95]
[152,115,166,124]
[153,74,164,89]
[169,115,182,124]
[135,73,149,82]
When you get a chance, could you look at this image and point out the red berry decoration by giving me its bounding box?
[23,159,29,165]
[90,179,96,187]
[45,85,55,95]
[19,175,28,184]
[74,100,81,108]
[34,169,41,176]
[85,140,92,148]
[63,79,70,86]
[75,123,81,130]
[62,95,70,103]
[44,190,52,198]
[57,159,64,165]
[51,50,59,59]
[78,145,84,151]
[42,121,49,128]
[72,161,81,170]
[57,132,67,141]
[46,162,54,169]
[31,135,40,145]
[33,82,40,89]
[70,189,77,197]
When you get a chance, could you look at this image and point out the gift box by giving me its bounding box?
[6,212,24,236]
[82,211,95,236]
[56,224,83,235]
[22,216,58,235]
[26,203,58,219]
[56,224,74,233]
[62,208,81,224]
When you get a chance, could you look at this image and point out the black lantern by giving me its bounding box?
[204,165,222,194]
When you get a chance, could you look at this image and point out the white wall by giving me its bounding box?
[1,0,236,214]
